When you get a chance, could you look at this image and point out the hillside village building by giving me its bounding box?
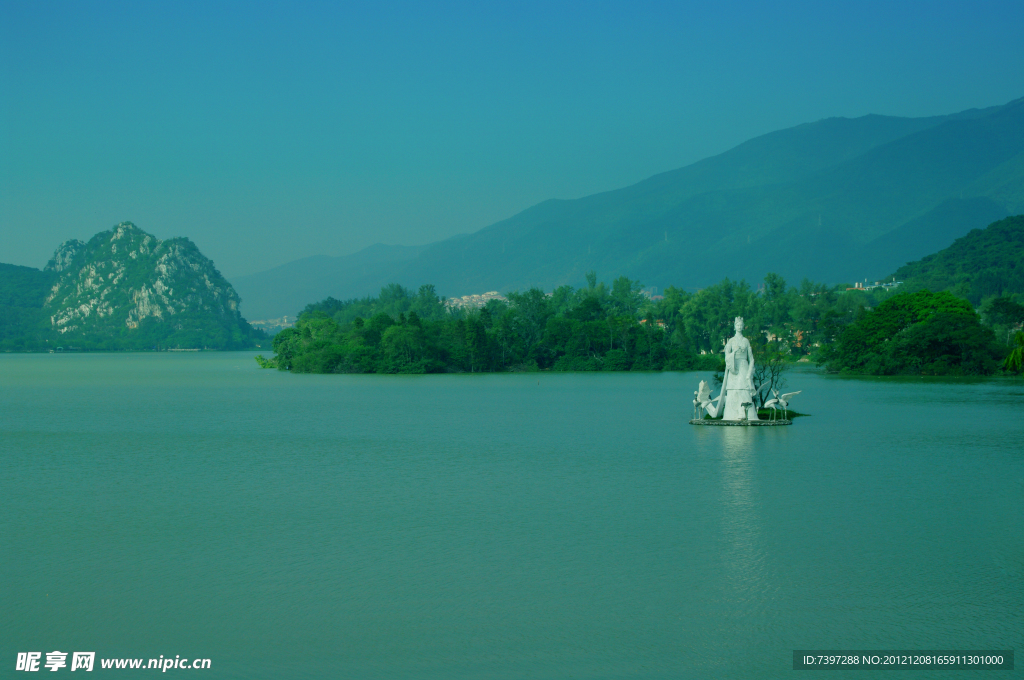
[846,279,902,292]
[445,291,507,310]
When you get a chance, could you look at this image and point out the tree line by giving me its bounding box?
[262,272,1023,376]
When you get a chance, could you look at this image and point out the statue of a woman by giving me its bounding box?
[714,317,759,420]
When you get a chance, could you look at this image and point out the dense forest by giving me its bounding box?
[895,215,1024,304]
[0,263,56,350]
[820,290,1005,375]
[265,269,1021,376]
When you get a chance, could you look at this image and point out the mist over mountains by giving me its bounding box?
[237,96,1024,320]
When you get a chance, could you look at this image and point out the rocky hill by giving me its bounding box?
[0,222,264,350]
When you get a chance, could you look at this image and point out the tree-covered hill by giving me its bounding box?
[0,263,55,350]
[235,96,1024,320]
[0,222,266,350]
[892,214,1024,304]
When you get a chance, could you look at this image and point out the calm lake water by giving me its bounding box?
[2,353,1022,679]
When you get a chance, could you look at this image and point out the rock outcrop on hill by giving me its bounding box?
[0,222,264,350]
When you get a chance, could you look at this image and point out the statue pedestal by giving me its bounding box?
[723,396,759,421]
[689,419,792,426]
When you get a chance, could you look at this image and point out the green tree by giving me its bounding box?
[750,337,787,407]
[824,290,1000,375]
[505,288,552,363]
[1004,332,1024,374]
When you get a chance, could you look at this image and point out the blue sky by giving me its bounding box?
[2,0,1022,277]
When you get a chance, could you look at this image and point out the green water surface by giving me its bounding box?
[2,353,1021,679]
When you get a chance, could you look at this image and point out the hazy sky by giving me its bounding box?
[2,0,1023,277]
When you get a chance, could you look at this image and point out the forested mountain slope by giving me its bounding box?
[893,214,1024,304]
[0,263,56,349]
[231,244,426,322]
[236,97,1024,320]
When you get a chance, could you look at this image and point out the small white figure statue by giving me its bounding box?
[764,389,802,420]
[694,380,717,419]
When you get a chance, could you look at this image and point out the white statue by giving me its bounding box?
[705,317,759,421]
[694,380,718,419]
[764,388,801,420]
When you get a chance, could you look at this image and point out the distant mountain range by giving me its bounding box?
[0,223,264,350]
[234,95,1024,320]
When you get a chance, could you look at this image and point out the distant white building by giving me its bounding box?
[846,279,902,292]
[445,291,508,310]
[250,315,294,331]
